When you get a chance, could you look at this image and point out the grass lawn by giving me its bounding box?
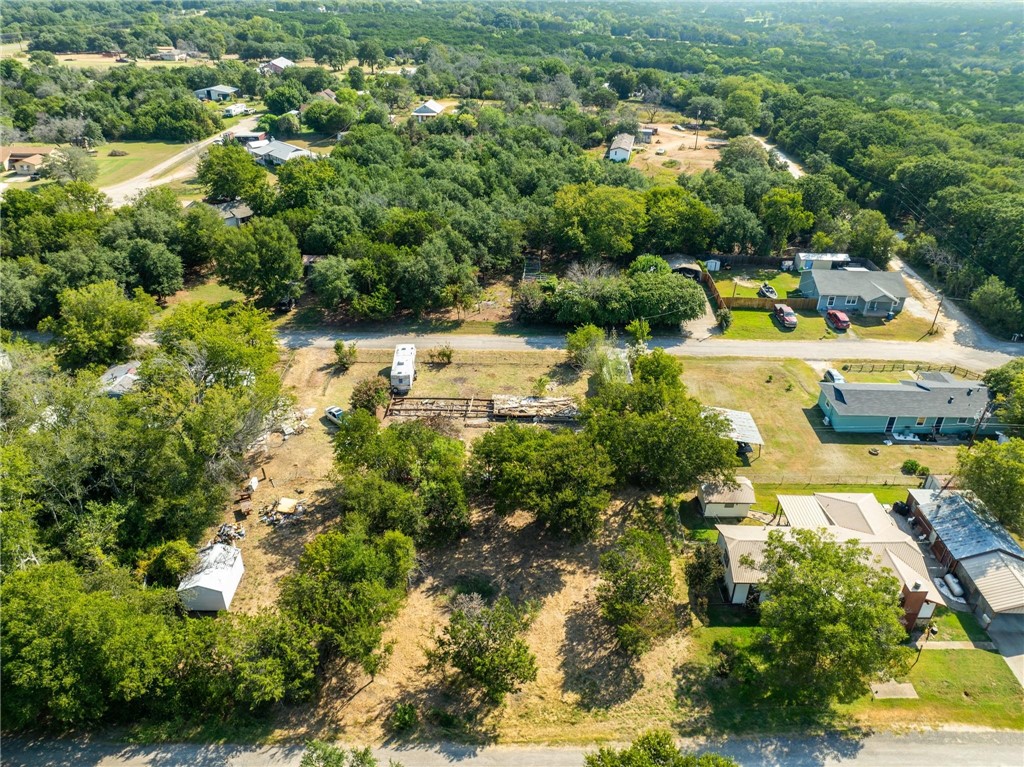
[722,307,835,341]
[749,483,912,514]
[850,312,939,342]
[714,270,801,299]
[846,650,1024,730]
[94,140,192,187]
[155,278,244,324]
[928,606,990,642]
[679,358,958,483]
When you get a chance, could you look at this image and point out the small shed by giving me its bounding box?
[412,99,446,122]
[698,476,755,519]
[608,133,635,163]
[177,544,244,612]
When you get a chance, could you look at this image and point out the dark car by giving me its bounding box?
[826,309,851,330]
[274,296,297,313]
[773,303,798,329]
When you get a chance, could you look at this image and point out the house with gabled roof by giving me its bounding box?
[607,133,635,162]
[717,492,938,627]
[193,84,239,102]
[817,372,996,436]
[799,268,910,316]
[412,99,447,122]
[259,57,295,75]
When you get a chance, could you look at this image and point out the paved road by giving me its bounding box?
[278,328,1019,369]
[99,116,261,207]
[5,731,1024,767]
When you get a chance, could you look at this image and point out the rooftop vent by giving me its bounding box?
[948,396,955,404]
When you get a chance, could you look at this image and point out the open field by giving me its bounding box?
[93,140,198,188]
[629,123,724,181]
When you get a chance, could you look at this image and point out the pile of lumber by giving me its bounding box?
[491,395,580,420]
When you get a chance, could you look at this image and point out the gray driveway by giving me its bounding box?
[989,627,1024,687]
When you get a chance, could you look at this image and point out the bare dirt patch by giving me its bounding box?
[630,124,723,181]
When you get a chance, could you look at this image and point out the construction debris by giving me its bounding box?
[215,523,246,545]
[491,395,580,421]
[259,496,309,527]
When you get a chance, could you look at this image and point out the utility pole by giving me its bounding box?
[968,399,994,447]
[693,110,701,151]
[929,292,943,336]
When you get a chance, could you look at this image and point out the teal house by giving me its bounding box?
[817,372,995,436]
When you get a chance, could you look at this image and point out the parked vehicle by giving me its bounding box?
[826,309,851,330]
[324,406,345,426]
[757,283,778,299]
[773,303,798,328]
[655,147,667,155]
[823,368,846,383]
[391,344,416,394]
[274,296,296,313]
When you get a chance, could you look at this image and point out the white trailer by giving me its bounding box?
[223,103,247,118]
[391,344,416,394]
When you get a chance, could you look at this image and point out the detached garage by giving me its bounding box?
[957,551,1024,633]
[177,544,244,612]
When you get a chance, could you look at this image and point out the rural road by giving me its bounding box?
[278,328,1019,369]
[5,731,1024,767]
[100,116,261,207]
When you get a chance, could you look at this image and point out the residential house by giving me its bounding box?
[717,492,938,627]
[186,200,254,227]
[314,89,337,102]
[817,372,995,436]
[799,268,910,316]
[177,544,244,612]
[907,488,1024,632]
[607,133,635,162]
[1,145,56,173]
[151,47,187,61]
[697,476,755,519]
[412,99,447,122]
[794,252,851,270]
[259,57,295,75]
[193,84,239,102]
[98,360,141,398]
[226,130,267,144]
[248,139,316,166]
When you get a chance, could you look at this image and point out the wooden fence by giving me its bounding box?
[842,362,984,380]
[725,295,818,310]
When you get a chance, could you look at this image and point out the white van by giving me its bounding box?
[391,345,416,394]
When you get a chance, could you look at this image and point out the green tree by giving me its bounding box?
[721,117,750,138]
[196,143,268,203]
[217,217,302,301]
[956,439,1024,535]
[304,101,357,134]
[643,187,717,255]
[39,281,156,368]
[41,146,98,184]
[281,529,415,670]
[347,66,365,90]
[350,376,391,413]
[848,209,897,268]
[969,276,1023,338]
[598,529,676,654]
[265,82,307,115]
[723,90,760,125]
[427,595,537,704]
[356,39,386,73]
[752,528,910,705]
[684,541,725,620]
[126,239,183,298]
[301,742,388,767]
[759,188,813,253]
[177,202,229,268]
[370,73,413,110]
[566,323,607,370]
[554,183,648,262]
[585,731,738,767]
[983,359,1024,424]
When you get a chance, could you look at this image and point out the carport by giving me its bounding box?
[709,406,765,459]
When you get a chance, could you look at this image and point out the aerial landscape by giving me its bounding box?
[1,1,1023,765]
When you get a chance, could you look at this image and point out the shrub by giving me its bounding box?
[350,376,391,413]
[532,375,551,396]
[428,343,454,365]
[566,324,606,369]
[901,459,922,476]
[334,340,357,371]
[388,702,419,733]
[716,307,733,331]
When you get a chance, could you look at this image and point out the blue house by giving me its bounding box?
[799,268,910,316]
[817,372,995,436]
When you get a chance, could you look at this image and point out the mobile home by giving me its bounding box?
[223,103,247,118]
[391,345,416,394]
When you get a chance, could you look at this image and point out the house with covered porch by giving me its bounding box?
[799,268,910,317]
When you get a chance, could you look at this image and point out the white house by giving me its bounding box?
[248,140,316,166]
[412,99,446,122]
[260,56,296,75]
[177,544,244,612]
[194,85,239,102]
[697,477,755,519]
[608,133,635,162]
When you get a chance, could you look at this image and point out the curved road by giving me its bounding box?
[4,731,1024,766]
[100,116,261,207]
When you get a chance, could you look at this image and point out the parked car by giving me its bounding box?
[324,406,345,426]
[773,303,798,328]
[826,309,851,330]
[757,283,778,299]
[274,296,296,313]
[823,368,846,383]
[655,147,667,155]
[672,124,685,131]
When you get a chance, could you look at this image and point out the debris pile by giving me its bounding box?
[259,496,309,527]
[215,523,246,544]
[276,407,317,438]
[491,395,580,421]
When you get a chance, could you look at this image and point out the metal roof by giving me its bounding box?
[815,493,894,536]
[960,551,1024,614]
[177,544,243,593]
[99,360,141,398]
[778,495,831,527]
[413,99,446,115]
[700,476,755,505]
[709,407,764,446]
[819,377,990,419]
[799,269,910,301]
[610,133,635,152]
[910,489,1024,562]
[796,252,850,262]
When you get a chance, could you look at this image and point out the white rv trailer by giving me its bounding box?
[391,344,416,393]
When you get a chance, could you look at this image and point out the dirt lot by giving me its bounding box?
[630,123,724,181]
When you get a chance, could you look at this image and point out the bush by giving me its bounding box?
[138,540,197,588]
[334,340,357,372]
[387,702,419,733]
[350,376,391,413]
[566,324,606,369]
[428,343,454,365]
[716,307,733,331]
[901,459,926,476]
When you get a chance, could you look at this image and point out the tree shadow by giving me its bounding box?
[559,598,644,710]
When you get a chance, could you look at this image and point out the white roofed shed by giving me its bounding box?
[177,544,244,612]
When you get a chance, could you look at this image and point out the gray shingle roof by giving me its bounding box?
[819,376,990,419]
[610,133,635,152]
[909,489,1024,562]
[800,269,910,301]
